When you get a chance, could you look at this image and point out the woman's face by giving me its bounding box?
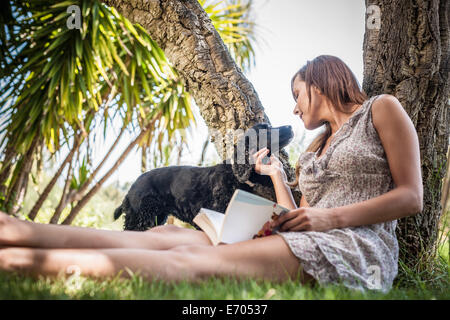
[292,75,326,130]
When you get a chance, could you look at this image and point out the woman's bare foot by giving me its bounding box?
[0,211,31,246]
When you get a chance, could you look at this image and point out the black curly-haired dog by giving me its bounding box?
[114,123,294,231]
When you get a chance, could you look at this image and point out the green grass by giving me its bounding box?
[0,268,448,300]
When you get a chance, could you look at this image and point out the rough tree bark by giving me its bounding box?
[363,0,449,267]
[100,0,301,205]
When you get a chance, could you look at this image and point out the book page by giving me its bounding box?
[199,208,225,235]
[219,190,289,244]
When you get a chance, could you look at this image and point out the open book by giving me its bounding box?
[193,189,290,246]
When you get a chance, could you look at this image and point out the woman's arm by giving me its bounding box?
[273,94,423,232]
[271,172,298,210]
[331,186,422,228]
[333,94,423,228]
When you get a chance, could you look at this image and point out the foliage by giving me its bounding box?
[0,0,259,220]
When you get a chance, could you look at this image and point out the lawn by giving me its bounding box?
[0,268,448,300]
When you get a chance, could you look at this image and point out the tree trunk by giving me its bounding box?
[363,0,449,267]
[49,146,77,224]
[5,133,40,216]
[27,134,83,221]
[0,138,18,201]
[9,168,30,216]
[100,0,300,203]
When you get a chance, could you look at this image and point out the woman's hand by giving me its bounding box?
[271,207,338,232]
[252,148,287,180]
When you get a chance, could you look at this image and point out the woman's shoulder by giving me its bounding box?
[368,94,418,160]
[370,94,407,132]
[370,93,402,109]
[372,93,401,106]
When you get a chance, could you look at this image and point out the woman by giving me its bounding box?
[0,55,422,292]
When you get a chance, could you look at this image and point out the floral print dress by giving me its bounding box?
[277,95,399,292]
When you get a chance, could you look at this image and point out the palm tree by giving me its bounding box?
[0,0,262,224]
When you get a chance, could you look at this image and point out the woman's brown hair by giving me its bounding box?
[287,55,367,190]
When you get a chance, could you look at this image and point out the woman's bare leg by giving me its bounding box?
[0,211,211,250]
[0,246,195,282]
[0,234,315,285]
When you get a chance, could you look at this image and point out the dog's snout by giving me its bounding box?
[288,125,293,135]
[280,125,293,136]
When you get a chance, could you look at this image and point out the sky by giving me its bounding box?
[91,0,368,186]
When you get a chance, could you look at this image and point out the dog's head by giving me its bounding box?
[230,123,294,184]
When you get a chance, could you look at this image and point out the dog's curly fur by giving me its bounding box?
[114,123,294,231]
